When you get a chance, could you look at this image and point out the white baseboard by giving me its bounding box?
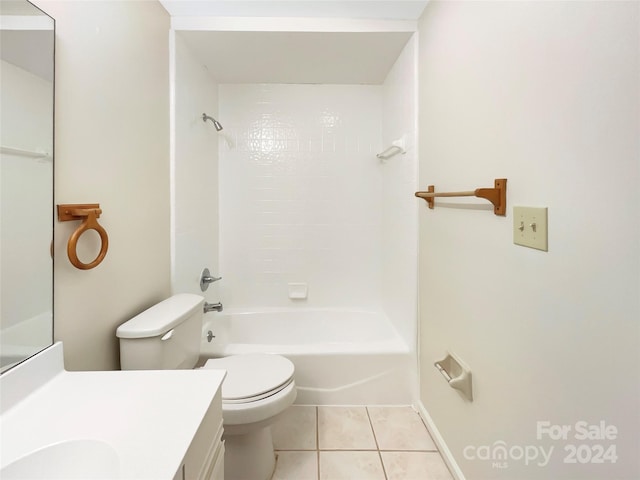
[415,401,466,480]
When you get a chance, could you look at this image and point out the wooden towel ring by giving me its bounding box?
[57,204,109,270]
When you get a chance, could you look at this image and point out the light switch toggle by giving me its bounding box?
[530,223,537,232]
[518,222,525,232]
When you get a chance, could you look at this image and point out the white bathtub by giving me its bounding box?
[199,309,414,405]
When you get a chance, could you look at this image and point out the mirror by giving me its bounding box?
[0,0,54,373]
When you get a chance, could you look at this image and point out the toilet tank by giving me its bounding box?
[116,294,204,370]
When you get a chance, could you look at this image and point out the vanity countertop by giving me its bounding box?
[0,343,226,479]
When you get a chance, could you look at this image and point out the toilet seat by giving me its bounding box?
[203,354,297,427]
[204,354,295,404]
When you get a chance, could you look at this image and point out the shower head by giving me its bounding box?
[202,113,223,131]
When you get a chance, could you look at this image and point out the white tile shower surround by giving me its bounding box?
[270,406,454,480]
[219,84,387,310]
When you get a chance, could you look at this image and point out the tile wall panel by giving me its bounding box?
[219,84,383,309]
[380,36,419,353]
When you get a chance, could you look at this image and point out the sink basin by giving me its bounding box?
[1,439,120,479]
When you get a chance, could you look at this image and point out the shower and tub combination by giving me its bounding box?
[200,308,413,405]
[171,21,420,405]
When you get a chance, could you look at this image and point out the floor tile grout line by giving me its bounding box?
[316,406,320,480]
[366,406,388,480]
[316,448,381,452]
[315,448,440,452]
[274,449,320,452]
[275,448,440,452]
[365,407,381,450]
[380,449,440,453]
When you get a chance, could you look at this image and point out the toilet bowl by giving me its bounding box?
[203,354,296,480]
[116,294,296,480]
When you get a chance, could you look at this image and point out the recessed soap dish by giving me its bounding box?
[435,352,473,401]
[288,282,308,300]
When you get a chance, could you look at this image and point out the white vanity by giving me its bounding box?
[0,343,226,479]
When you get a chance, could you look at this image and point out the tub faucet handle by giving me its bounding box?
[200,268,222,291]
[204,301,223,313]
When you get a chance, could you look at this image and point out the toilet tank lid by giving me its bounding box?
[116,294,204,339]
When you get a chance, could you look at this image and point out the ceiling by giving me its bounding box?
[159,1,428,20]
[161,1,428,84]
[177,30,414,84]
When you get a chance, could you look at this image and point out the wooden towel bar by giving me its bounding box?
[415,178,507,216]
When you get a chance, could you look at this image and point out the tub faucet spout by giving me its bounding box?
[204,301,223,313]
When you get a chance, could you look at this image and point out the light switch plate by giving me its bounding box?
[513,206,548,251]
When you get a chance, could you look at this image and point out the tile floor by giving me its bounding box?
[270,406,454,480]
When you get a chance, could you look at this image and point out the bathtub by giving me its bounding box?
[199,309,414,405]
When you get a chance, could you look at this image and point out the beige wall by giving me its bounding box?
[36,0,171,370]
[417,2,639,479]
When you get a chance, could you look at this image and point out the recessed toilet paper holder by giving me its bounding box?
[435,352,473,401]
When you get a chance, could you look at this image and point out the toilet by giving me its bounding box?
[116,293,296,480]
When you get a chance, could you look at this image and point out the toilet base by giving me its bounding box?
[223,426,276,480]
